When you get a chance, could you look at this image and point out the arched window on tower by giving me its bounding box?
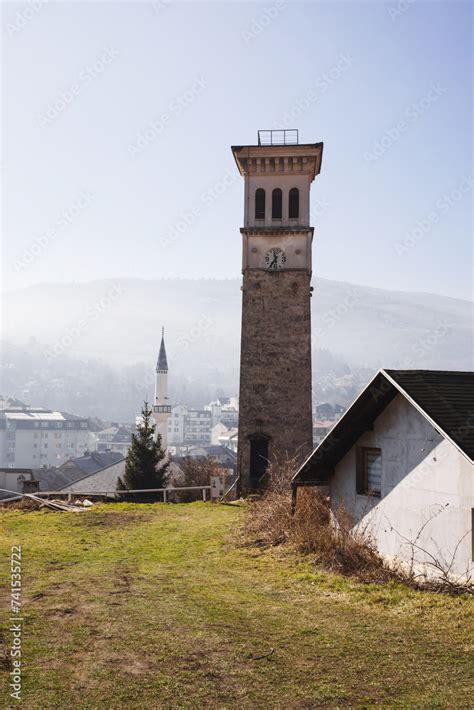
[272,188,282,219]
[289,187,299,219]
[255,188,265,220]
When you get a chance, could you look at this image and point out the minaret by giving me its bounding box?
[152,327,171,449]
[232,130,323,494]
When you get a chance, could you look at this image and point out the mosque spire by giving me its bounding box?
[156,327,168,372]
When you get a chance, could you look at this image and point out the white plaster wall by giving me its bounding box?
[330,394,474,578]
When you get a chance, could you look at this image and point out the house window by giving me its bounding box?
[289,187,299,218]
[271,188,282,219]
[356,447,382,496]
[255,188,265,219]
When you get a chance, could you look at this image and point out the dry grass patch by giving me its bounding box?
[0,502,472,708]
[240,454,473,593]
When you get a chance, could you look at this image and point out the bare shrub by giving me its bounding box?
[241,453,473,593]
[243,484,392,583]
[174,456,222,502]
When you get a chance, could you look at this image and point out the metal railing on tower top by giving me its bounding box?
[257,129,299,146]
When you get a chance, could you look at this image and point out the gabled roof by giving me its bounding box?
[57,458,127,491]
[293,369,474,485]
[62,451,125,476]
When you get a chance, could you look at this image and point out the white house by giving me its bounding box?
[211,422,228,446]
[292,369,474,580]
[218,428,238,453]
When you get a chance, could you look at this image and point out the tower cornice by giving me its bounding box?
[231,142,323,182]
[240,227,314,237]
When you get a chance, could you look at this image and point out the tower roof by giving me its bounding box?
[231,138,323,182]
[156,328,168,372]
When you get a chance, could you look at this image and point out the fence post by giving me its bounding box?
[202,488,207,502]
[163,489,167,504]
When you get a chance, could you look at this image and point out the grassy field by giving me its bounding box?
[0,502,472,709]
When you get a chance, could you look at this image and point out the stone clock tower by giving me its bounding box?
[232,130,323,494]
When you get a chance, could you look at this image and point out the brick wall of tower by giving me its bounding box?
[237,269,313,493]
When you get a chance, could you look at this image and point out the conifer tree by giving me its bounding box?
[117,401,169,500]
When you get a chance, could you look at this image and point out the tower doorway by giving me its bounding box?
[249,435,269,488]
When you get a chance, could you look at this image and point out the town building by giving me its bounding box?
[315,403,346,421]
[232,129,323,493]
[217,427,238,453]
[211,422,228,446]
[184,409,212,446]
[313,420,335,445]
[0,407,95,468]
[292,369,474,580]
[96,424,132,455]
[167,404,188,445]
[205,397,239,429]
[169,398,238,449]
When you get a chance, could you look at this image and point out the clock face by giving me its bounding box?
[264,247,287,271]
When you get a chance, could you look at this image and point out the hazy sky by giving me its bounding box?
[2,1,472,299]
